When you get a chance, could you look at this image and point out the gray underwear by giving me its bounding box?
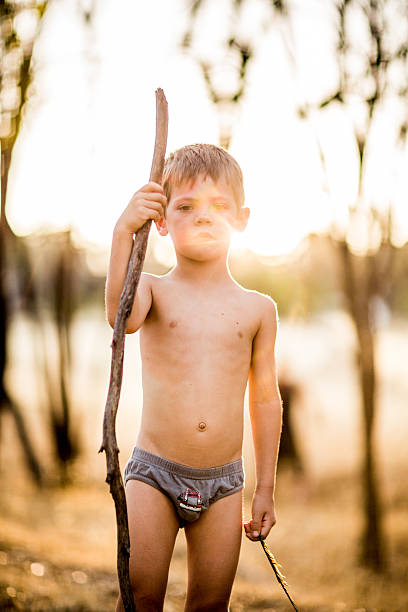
[123,446,244,527]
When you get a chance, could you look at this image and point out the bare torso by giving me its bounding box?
[136,272,264,467]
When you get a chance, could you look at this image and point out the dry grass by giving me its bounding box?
[0,464,407,612]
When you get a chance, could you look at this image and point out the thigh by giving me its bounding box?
[126,479,180,603]
[184,490,243,611]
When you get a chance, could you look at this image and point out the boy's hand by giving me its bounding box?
[244,488,276,541]
[115,182,167,234]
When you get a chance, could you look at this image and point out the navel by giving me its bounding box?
[197,421,207,432]
[238,331,243,338]
[169,320,178,328]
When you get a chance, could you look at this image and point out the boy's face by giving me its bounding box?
[156,175,249,261]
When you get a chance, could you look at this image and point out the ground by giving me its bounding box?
[1,465,407,612]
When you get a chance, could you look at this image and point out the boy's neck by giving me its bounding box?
[172,252,233,287]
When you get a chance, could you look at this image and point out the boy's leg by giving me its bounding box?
[183,490,243,612]
[116,479,180,612]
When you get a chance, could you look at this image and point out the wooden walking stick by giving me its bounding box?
[99,88,168,612]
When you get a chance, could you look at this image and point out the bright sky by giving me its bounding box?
[6,0,408,260]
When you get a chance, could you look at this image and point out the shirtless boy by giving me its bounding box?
[106,144,282,612]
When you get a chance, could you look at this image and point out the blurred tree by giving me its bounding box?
[181,0,289,148]
[31,231,81,484]
[183,0,408,570]
[301,0,408,571]
[277,377,303,474]
[1,1,93,483]
[0,0,49,484]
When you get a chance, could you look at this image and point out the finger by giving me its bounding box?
[259,516,276,539]
[139,182,164,193]
[131,193,167,209]
[138,200,165,214]
[136,192,167,206]
[250,517,262,539]
[245,517,265,542]
[245,531,261,542]
[244,520,258,541]
[138,207,162,222]
[131,201,164,221]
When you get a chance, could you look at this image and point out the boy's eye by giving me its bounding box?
[213,202,228,210]
[178,204,193,211]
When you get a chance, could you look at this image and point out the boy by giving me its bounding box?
[106,144,282,612]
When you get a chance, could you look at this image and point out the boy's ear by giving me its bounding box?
[234,206,250,232]
[155,216,168,236]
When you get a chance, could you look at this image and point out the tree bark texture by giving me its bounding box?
[99,89,168,611]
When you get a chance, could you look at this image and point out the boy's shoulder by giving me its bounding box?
[230,282,278,332]
[232,280,277,312]
[139,271,169,289]
[140,271,161,284]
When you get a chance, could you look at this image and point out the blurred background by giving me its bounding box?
[1,1,407,610]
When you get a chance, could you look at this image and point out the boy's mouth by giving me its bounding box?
[195,231,215,240]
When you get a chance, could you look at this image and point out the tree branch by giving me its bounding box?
[99,89,168,611]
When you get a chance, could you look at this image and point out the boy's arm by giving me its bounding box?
[245,297,282,541]
[105,182,166,333]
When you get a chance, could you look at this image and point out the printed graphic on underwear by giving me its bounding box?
[177,489,203,512]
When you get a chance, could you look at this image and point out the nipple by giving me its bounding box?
[197,421,207,432]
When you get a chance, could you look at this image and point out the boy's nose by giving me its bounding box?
[194,211,212,225]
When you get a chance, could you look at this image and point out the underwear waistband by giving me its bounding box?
[130,446,243,480]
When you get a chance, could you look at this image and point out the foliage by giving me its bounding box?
[1,0,48,215]
[181,0,288,148]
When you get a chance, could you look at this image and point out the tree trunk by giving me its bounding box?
[356,322,384,570]
[338,241,385,570]
[0,223,42,484]
[51,234,78,483]
[1,149,12,226]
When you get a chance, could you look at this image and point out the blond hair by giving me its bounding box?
[162,144,245,208]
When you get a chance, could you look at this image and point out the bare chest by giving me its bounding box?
[141,285,259,360]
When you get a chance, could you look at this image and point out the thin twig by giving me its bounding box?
[259,535,299,612]
[99,89,168,612]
